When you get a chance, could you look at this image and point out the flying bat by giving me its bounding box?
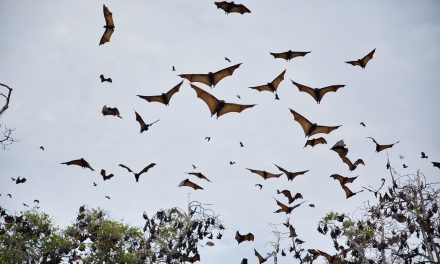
[178,178,203,190]
[421,152,428,159]
[186,172,211,182]
[61,158,94,171]
[367,137,400,152]
[15,177,27,184]
[254,249,267,264]
[172,66,176,71]
[304,137,327,148]
[246,168,282,180]
[277,189,303,204]
[432,162,440,169]
[100,74,112,83]
[102,105,122,118]
[346,49,376,68]
[255,184,263,190]
[289,225,297,237]
[273,164,309,181]
[34,199,39,203]
[360,122,366,127]
[181,254,200,263]
[341,156,365,171]
[291,80,345,104]
[100,169,114,181]
[190,84,255,118]
[270,50,311,61]
[118,163,156,182]
[225,57,231,62]
[39,146,45,150]
[308,250,345,264]
[235,231,254,244]
[340,184,363,199]
[330,140,349,157]
[274,199,304,214]
[137,81,183,106]
[290,109,340,137]
[179,63,242,87]
[249,69,286,100]
[330,174,358,185]
[215,1,251,15]
[134,111,160,133]
[105,195,111,200]
[99,5,115,45]
[239,141,244,147]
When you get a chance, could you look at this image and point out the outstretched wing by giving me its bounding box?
[246,168,266,178]
[318,85,345,100]
[178,178,203,190]
[345,60,361,66]
[273,164,289,175]
[291,80,318,102]
[138,162,156,176]
[304,137,327,147]
[310,125,341,137]
[190,84,219,116]
[377,142,399,152]
[270,69,286,90]
[118,164,133,173]
[366,137,378,145]
[254,249,267,264]
[164,81,183,103]
[289,109,313,137]
[179,74,211,87]
[360,48,376,66]
[137,94,164,104]
[212,63,242,85]
[230,3,251,14]
[342,185,356,198]
[135,111,147,131]
[217,102,255,117]
[330,174,346,185]
[270,51,310,60]
[249,84,274,92]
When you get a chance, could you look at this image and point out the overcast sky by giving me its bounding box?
[1,0,440,263]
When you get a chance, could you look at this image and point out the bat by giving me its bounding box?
[360,122,366,127]
[308,250,345,264]
[181,254,200,263]
[309,204,315,207]
[179,63,242,87]
[137,81,183,106]
[367,137,400,152]
[270,50,311,61]
[255,184,263,190]
[330,174,358,185]
[178,178,203,190]
[100,169,114,181]
[290,109,341,137]
[236,95,241,99]
[186,172,211,182]
[289,225,297,237]
[341,156,365,171]
[340,184,363,199]
[99,5,115,45]
[239,141,244,147]
[225,57,231,62]
[34,199,39,203]
[235,231,254,244]
[421,152,428,159]
[254,249,267,264]
[277,189,303,204]
[134,111,160,133]
[304,137,327,148]
[172,66,176,71]
[432,162,440,169]
[99,74,112,83]
[93,182,97,186]
[118,163,156,182]
[102,105,122,118]
[346,48,376,68]
[229,161,236,165]
[215,1,251,15]
[291,80,345,104]
[39,146,45,150]
[403,164,408,168]
[15,177,26,184]
[61,158,94,171]
[330,140,349,157]
[246,168,282,180]
[22,203,29,207]
[273,164,309,181]
[205,241,215,246]
[190,84,255,118]
[105,195,111,200]
[249,70,286,99]
[274,199,304,214]
[241,258,248,264]
[7,194,12,198]
[205,137,211,141]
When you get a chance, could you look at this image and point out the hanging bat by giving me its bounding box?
[291,80,345,104]
[215,1,251,15]
[273,164,309,181]
[100,169,114,181]
[290,109,340,137]
[99,74,112,83]
[186,172,211,182]
[102,105,122,118]
[255,183,263,190]
[421,152,428,159]
[367,137,400,152]
[178,178,203,190]
[249,69,286,99]
[274,199,304,214]
[235,231,254,244]
[432,162,440,169]
[190,84,255,118]
[181,254,200,263]
[304,137,327,148]
[99,5,115,45]
[137,81,183,106]
[134,111,160,133]
[15,177,27,184]
[346,49,376,68]
[246,168,282,180]
[341,156,365,171]
[254,249,267,264]
[277,189,303,204]
[270,50,311,61]
[61,158,94,171]
[330,174,358,185]
[118,163,156,182]
[179,63,242,87]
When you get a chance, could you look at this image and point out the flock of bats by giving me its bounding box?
[3,2,440,264]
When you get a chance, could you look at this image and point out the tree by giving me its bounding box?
[0,83,18,149]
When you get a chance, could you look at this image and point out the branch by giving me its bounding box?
[0,83,12,117]
[0,126,18,150]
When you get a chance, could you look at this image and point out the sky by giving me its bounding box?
[1,0,440,263]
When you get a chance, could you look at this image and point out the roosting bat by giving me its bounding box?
[274,199,304,214]
[99,5,115,45]
[308,249,344,264]
[273,164,309,181]
[61,158,94,171]
[235,231,254,244]
[99,74,112,83]
[39,146,45,151]
[190,84,255,118]
[291,80,345,104]
[254,249,267,264]
[186,172,211,182]
[118,163,156,182]
[290,109,340,137]
[215,1,251,14]
[330,174,358,185]
[246,168,282,180]
[304,137,327,148]
[367,137,400,152]
[179,63,242,87]
[270,50,311,61]
[15,177,26,184]
[181,254,200,263]
[101,169,114,181]
[137,81,183,106]
[277,189,303,204]
[433,162,440,169]
[249,70,286,100]
[346,49,376,68]
[102,105,122,118]
[178,178,203,190]
[134,111,160,133]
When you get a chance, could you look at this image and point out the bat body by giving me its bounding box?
[118,163,156,182]
[215,1,251,14]
[186,172,211,182]
[246,168,282,180]
[15,177,26,184]
[137,81,183,106]
[367,137,400,152]
[290,109,340,137]
[330,140,349,157]
[178,178,203,190]
[179,63,241,87]
[270,50,311,61]
[304,137,327,148]
[274,199,304,214]
[101,169,114,181]
[102,105,122,118]
[330,174,357,185]
[99,5,115,45]
[99,74,112,83]
[291,80,345,104]
[190,84,255,118]
[346,49,376,68]
[273,164,309,181]
[254,249,267,264]
[235,231,254,244]
[134,111,160,133]
[61,158,94,171]
[277,189,303,204]
[249,70,286,99]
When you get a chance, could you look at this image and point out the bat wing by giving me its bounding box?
[289,109,313,137]
[230,4,251,14]
[247,168,265,178]
[330,174,345,185]
[310,125,341,137]
[118,164,133,173]
[249,84,273,92]
[217,102,255,117]
[361,48,376,66]
[212,63,242,86]
[366,137,378,145]
[318,85,345,100]
[270,51,290,60]
[273,164,289,175]
[138,162,156,176]
[61,158,94,171]
[190,84,219,116]
[305,137,327,147]
[341,156,354,170]
[264,172,283,179]
[135,111,147,131]
[179,178,203,190]
[377,141,399,152]
[270,69,286,90]
[345,60,361,66]
[235,231,244,244]
[99,27,114,46]
[287,170,309,180]
[137,95,165,104]
[187,172,211,182]
[278,190,293,203]
[254,249,267,264]
[165,81,183,103]
[179,74,211,87]
[341,185,355,198]
[103,5,114,28]
[291,80,318,102]
[432,162,440,169]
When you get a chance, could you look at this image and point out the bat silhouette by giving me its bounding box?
[118,163,156,182]
[291,80,345,104]
[235,231,254,244]
[367,137,400,152]
[270,50,311,61]
[246,168,282,180]
[254,249,267,264]
[179,63,242,87]
[229,161,236,165]
[102,105,122,118]
[421,152,428,159]
[341,156,365,171]
[100,169,114,181]
[241,258,248,264]
[205,241,215,246]
[181,254,200,263]
[308,249,344,264]
[340,184,363,199]
[61,158,94,171]
[225,57,231,62]
[134,111,160,133]
[15,177,27,184]
[249,70,286,100]
[360,122,366,127]
[273,164,309,181]
[192,164,197,169]
[277,189,303,204]
[239,141,244,147]
[289,225,297,237]
[100,74,112,83]
[309,204,315,208]
[137,81,183,106]
[172,66,176,71]
[178,178,203,190]
[290,109,340,137]
[190,84,255,118]
[186,172,211,182]
[330,140,349,157]
[255,183,263,190]
[304,137,327,148]
[39,146,45,150]
[93,182,97,186]
[274,199,304,214]
[346,48,376,68]
[22,203,29,207]
[432,162,440,169]
[105,195,111,200]
[330,174,358,185]
[34,199,39,203]
[99,5,115,45]
[403,164,408,168]
[215,1,251,14]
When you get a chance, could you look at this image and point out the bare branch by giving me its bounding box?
[0,83,12,117]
